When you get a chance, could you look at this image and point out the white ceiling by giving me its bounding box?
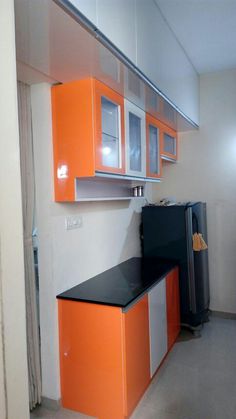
[155,0,236,74]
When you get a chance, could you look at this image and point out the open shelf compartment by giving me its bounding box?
[75,176,146,202]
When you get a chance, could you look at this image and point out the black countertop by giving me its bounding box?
[57,257,177,309]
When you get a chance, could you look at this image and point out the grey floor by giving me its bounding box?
[31,316,236,419]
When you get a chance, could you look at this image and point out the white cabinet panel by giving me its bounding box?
[136,0,199,124]
[148,278,167,377]
[97,0,136,65]
[124,100,146,177]
[67,0,97,25]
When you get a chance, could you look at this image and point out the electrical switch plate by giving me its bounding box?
[65,215,83,230]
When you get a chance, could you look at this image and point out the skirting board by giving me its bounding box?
[211,310,236,320]
[41,396,61,411]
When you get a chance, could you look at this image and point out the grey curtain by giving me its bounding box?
[17,81,41,409]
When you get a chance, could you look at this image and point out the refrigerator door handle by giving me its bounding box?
[185,207,197,314]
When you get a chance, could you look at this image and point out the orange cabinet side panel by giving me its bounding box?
[166,267,180,350]
[122,295,150,417]
[146,113,162,179]
[160,123,178,161]
[51,79,95,202]
[58,300,126,419]
[94,79,126,174]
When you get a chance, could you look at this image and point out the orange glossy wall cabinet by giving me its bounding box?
[166,267,180,350]
[58,296,150,419]
[51,78,125,201]
[146,113,162,179]
[160,123,178,162]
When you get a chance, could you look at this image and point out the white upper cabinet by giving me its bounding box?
[67,0,199,125]
[97,0,137,65]
[136,0,199,125]
[125,100,146,177]
[67,0,97,25]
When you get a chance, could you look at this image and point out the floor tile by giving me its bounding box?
[31,406,94,418]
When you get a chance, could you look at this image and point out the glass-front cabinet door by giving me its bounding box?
[125,99,146,177]
[161,125,177,162]
[101,97,120,168]
[95,80,125,174]
[146,113,161,179]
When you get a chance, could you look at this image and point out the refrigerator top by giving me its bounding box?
[144,201,204,208]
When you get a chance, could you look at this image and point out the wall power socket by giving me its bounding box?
[65,215,83,230]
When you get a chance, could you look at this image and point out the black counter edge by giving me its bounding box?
[56,264,178,309]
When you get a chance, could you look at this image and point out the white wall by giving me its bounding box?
[0,1,29,418]
[0,285,5,418]
[31,83,145,400]
[152,69,236,314]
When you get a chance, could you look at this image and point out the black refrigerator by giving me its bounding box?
[141,202,210,329]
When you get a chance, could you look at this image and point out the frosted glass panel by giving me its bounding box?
[101,97,120,168]
[129,112,141,172]
[101,133,119,167]
[163,133,176,155]
[149,125,159,174]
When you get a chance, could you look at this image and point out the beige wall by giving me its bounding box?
[31,70,236,402]
[31,83,146,400]
[0,282,6,418]
[0,1,29,418]
[152,69,236,314]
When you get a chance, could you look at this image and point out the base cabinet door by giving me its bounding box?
[148,278,168,377]
[123,295,150,416]
[166,267,180,350]
[58,300,125,419]
[58,297,151,419]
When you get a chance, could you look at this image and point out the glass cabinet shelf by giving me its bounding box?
[101,96,121,168]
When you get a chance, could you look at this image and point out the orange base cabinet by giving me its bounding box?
[58,267,180,418]
[58,295,150,419]
[123,296,150,417]
[166,267,180,350]
[51,78,125,202]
